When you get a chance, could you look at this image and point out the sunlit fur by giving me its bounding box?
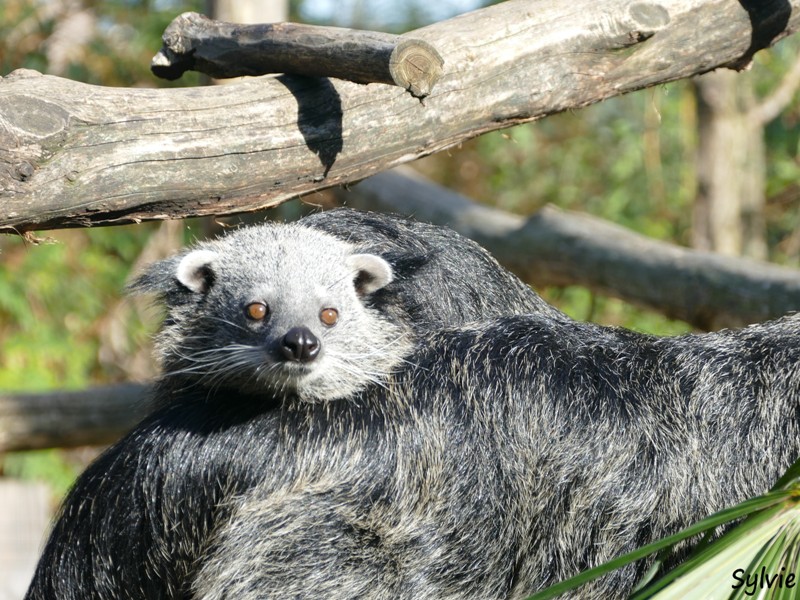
[26,210,800,600]
[191,314,800,599]
[26,209,553,600]
[140,224,411,403]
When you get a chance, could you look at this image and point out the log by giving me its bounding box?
[1,0,798,233]
[337,168,800,330]
[151,12,444,98]
[0,384,155,451]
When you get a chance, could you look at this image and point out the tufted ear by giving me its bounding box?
[347,254,393,296]
[127,249,218,296]
[174,249,218,293]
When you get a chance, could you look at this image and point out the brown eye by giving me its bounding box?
[320,307,339,326]
[246,302,269,321]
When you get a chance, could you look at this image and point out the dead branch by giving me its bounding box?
[151,12,444,98]
[750,52,800,125]
[2,0,799,233]
[0,384,154,452]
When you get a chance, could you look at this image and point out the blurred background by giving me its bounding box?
[2,0,800,597]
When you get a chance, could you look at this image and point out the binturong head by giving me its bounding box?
[129,223,411,403]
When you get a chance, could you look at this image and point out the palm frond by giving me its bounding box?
[525,458,800,600]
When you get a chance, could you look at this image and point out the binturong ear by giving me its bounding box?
[347,254,394,296]
[127,249,218,296]
[174,249,218,294]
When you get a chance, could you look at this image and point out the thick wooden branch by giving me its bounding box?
[337,168,800,330]
[1,0,798,233]
[0,384,155,452]
[151,12,444,98]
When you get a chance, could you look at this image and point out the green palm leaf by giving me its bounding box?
[525,458,800,600]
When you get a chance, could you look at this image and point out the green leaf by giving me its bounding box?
[634,503,796,599]
[524,491,794,600]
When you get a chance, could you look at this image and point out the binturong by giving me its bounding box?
[189,311,800,600]
[25,208,550,600]
[26,208,800,599]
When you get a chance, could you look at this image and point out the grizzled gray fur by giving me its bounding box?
[136,223,410,404]
[193,313,800,599]
[26,209,550,600]
[26,209,800,600]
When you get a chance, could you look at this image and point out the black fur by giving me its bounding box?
[189,314,800,598]
[26,210,800,599]
[26,209,550,599]
[27,313,800,598]
[302,208,565,329]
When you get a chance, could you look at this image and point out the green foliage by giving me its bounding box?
[541,287,692,336]
[2,450,86,500]
[418,85,697,246]
[1,0,204,494]
[0,0,202,87]
[0,228,147,391]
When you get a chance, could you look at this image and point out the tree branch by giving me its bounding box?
[750,51,800,125]
[151,12,444,98]
[0,384,155,452]
[1,0,799,233]
[336,168,800,330]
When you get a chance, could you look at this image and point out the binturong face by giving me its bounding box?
[130,223,412,403]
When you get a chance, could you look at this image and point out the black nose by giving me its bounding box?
[281,327,320,363]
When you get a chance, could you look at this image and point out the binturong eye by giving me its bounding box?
[245,302,269,321]
[320,307,339,327]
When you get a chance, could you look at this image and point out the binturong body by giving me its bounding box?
[25,209,550,600]
[26,209,800,599]
[193,313,800,599]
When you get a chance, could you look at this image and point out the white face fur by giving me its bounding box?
[154,224,411,403]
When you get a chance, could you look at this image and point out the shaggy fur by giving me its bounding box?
[25,210,800,599]
[26,209,547,599]
[301,207,565,329]
[191,313,800,598]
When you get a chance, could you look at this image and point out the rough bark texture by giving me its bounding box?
[336,168,800,331]
[1,0,798,233]
[151,13,444,97]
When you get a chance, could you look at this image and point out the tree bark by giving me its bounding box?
[151,13,444,98]
[692,70,768,259]
[691,50,800,262]
[1,0,798,233]
[336,168,800,330]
